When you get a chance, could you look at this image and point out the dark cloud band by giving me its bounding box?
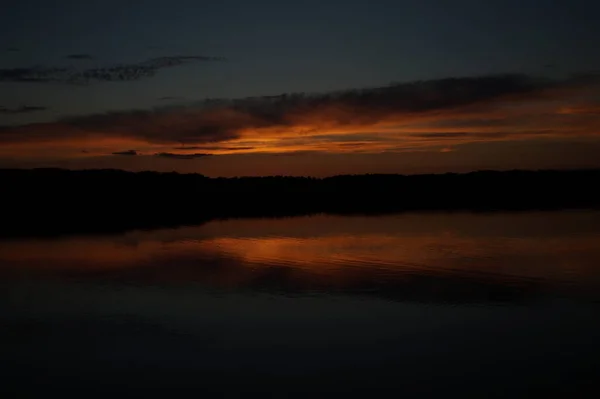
[0,55,225,84]
[1,73,598,151]
[0,105,47,114]
[155,152,212,159]
[112,150,138,156]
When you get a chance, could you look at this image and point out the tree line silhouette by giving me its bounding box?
[2,168,600,237]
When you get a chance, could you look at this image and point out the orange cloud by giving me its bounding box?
[1,73,600,161]
[557,105,600,115]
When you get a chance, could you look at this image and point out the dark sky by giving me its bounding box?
[2,0,600,176]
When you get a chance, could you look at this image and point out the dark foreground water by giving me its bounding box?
[1,211,600,397]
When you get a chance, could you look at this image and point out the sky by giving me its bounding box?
[1,0,600,176]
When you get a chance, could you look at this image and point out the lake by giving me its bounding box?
[1,211,600,397]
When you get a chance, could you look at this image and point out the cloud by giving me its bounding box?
[0,105,47,114]
[73,56,225,83]
[0,55,225,84]
[6,47,20,52]
[112,150,138,156]
[1,72,600,159]
[74,65,156,83]
[44,74,561,134]
[172,146,255,151]
[65,54,94,60]
[412,132,472,139]
[155,152,212,159]
[0,67,72,83]
[557,105,600,115]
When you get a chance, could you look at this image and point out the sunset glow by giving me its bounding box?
[1,73,600,175]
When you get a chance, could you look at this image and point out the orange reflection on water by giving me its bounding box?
[1,212,600,295]
[0,237,182,272]
[192,234,600,284]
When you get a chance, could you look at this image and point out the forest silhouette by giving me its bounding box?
[3,168,600,237]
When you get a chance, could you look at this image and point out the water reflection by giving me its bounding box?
[2,212,600,397]
[1,211,600,303]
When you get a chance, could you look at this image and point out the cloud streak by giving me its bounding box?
[155,152,212,159]
[0,67,72,83]
[0,105,47,114]
[1,73,599,159]
[0,55,225,84]
[112,150,138,156]
[172,145,256,151]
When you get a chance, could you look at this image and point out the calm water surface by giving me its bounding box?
[1,211,600,397]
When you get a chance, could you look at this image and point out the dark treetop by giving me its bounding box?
[3,168,600,238]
